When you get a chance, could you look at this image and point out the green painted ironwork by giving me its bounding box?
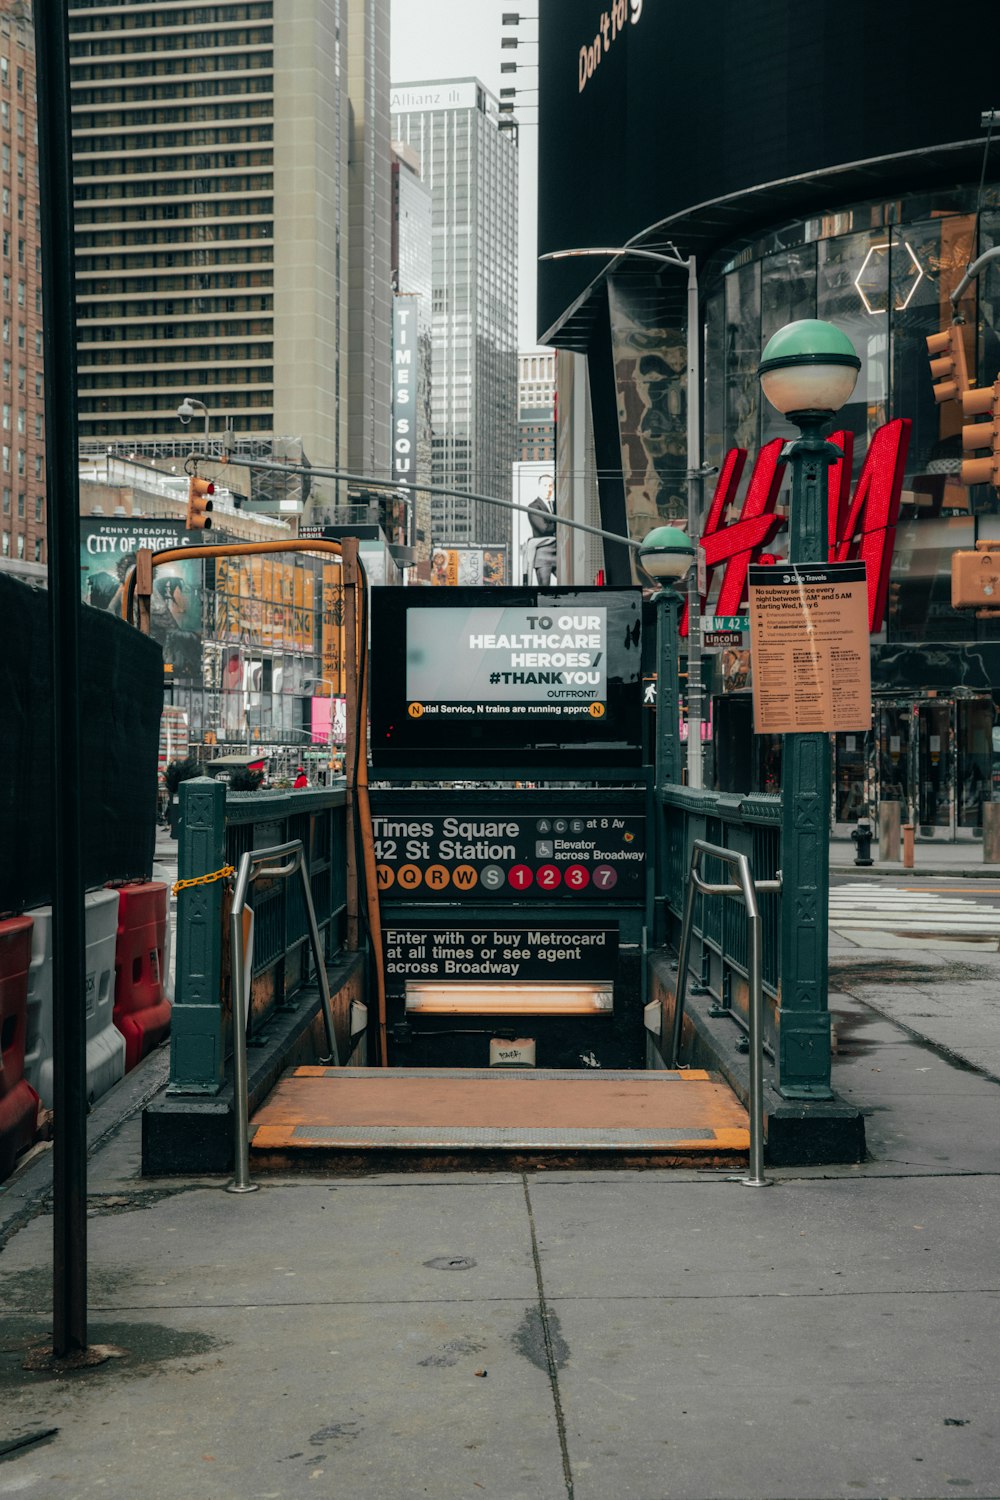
[655,591,683,790]
[658,784,781,1054]
[778,412,842,1099]
[170,776,227,1093]
[170,783,348,1092]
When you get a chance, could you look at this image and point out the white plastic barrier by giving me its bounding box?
[24,888,126,1109]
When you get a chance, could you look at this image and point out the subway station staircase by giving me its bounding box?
[248,1066,750,1173]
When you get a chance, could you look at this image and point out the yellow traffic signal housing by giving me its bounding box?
[186,474,214,530]
[951,542,1000,610]
[960,379,1000,488]
[926,324,971,403]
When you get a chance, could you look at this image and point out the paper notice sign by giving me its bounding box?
[748,562,872,734]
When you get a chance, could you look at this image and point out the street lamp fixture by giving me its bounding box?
[757,318,860,1100]
[758,319,861,422]
[637,523,696,586]
[539,241,707,787]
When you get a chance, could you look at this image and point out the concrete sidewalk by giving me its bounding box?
[831,836,1000,878]
[2,986,999,1497]
[2,826,998,1497]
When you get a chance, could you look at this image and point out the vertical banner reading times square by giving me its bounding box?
[406,603,608,721]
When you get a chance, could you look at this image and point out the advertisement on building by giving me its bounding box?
[79,517,203,681]
[430,546,508,586]
[321,563,346,695]
[392,295,418,486]
[214,555,317,652]
[607,281,688,539]
[512,462,558,586]
[310,695,348,745]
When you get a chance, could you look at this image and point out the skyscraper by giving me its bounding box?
[518,350,555,464]
[0,6,44,578]
[347,0,391,482]
[390,79,517,548]
[68,0,390,511]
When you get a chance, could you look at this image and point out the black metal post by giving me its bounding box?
[655,589,683,789]
[34,0,88,1355]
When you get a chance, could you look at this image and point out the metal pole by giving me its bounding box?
[778,414,838,1098]
[684,254,704,788]
[227,853,259,1195]
[299,859,339,1066]
[667,851,699,1067]
[35,0,89,1358]
[737,855,770,1187]
[655,590,683,788]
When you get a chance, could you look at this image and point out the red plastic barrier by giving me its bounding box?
[108,882,171,1071]
[0,916,39,1182]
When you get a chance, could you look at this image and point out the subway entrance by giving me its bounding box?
[246,581,751,1170]
[372,787,646,1071]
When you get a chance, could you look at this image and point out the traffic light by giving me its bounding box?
[926,323,970,403]
[186,474,214,530]
[952,543,1000,610]
[960,378,1000,488]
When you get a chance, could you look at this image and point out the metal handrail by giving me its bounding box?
[667,839,781,1188]
[226,838,340,1194]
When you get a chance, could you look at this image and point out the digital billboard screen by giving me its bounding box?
[370,587,643,770]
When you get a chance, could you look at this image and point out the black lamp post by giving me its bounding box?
[757,319,861,1099]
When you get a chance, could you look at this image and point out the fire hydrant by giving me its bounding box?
[851,815,874,866]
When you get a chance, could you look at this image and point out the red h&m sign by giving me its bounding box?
[688,417,911,637]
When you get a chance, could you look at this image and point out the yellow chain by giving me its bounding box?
[172,864,235,895]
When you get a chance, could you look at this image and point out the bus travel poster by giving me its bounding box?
[369,587,643,769]
[747,561,872,735]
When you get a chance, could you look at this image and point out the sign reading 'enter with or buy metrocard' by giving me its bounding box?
[747,561,871,735]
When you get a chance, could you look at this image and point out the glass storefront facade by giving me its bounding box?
[701,184,1000,837]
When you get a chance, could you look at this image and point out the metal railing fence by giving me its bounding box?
[668,840,781,1187]
[222,787,348,1038]
[227,839,340,1193]
[658,784,782,1048]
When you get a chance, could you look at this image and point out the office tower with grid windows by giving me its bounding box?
[68,0,390,509]
[390,79,517,548]
[518,349,554,463]
[0,7,45,579]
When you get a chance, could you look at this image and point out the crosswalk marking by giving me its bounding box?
[830,882,1000,947]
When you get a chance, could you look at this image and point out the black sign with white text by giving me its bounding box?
[374,811,645,901]
[383,922,618,986]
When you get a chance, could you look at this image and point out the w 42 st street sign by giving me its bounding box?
[700,615,748,650]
